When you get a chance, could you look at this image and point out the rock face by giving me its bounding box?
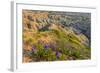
[22,10,91,63]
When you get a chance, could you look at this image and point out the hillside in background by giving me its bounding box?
[22,10,91,63]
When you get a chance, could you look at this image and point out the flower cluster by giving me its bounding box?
[44,44,49,50]
[56,51,59,59]
[32,46,35,52]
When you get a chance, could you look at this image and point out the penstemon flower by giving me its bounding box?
[56,51,59,59]
[44,44,49,50]
[32,46,35,52]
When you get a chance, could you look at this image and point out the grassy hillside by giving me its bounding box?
[22,10,91,63]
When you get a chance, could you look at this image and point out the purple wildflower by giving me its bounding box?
[44,44,49,50]
[32,46,35,52]
[56,51,59,59]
